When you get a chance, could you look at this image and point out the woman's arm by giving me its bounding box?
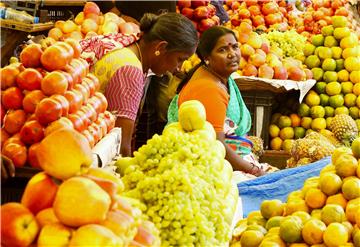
[217,132,265,176]
[115,117,135,157]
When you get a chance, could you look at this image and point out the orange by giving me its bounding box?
[319,172,342,196]
[351,137,360,158]
[302,219,326,245]
[311,209,322,220]
[290,113,301,127]
[345,198,360,224]
[323,223,348,247]
[326,193,348,210]
[334,154,358,177]
[321,204,346,225]
[240,230,264,247]
[260,200,285,220]
[279,216,303,243]
[265,216,284,230]
[292,211,311,225]
[270,137,283,151]
[342,177,360,200]
[304,188,327,209]
[355,208,360,228]
[284,199,309,215]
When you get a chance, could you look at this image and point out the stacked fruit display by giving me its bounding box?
[231,139,360,246]
[268,15,360,151]
[235,22,310,81]
[1,39,116,169]
[1,128,160,247]
[225,0,293,33]
[115,100,239,246]
[177,0,220,34]
[46,1,139,42]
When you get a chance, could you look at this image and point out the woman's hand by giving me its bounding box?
[1,155,15,182]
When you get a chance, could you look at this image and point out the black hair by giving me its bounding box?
[139,12,198,53]
[177,26,237,93]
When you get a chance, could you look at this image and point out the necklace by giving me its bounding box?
[135,42,148,79]
[202,65,228,93]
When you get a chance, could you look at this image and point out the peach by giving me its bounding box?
[242,64,258,76]
[248,53,266,67]
[240,44,255,58]
[74,11,84,25]
[48,27,63,41]
[273,65,288,80]
[0,65,20,89]
[258,64,274,79]
[69,224,122,246]
[81,19,98,34]
[247,32,262,49]
[288,67,306,81]
[61,20,78,34]
[100,209,137,239]
[83,1,100,17]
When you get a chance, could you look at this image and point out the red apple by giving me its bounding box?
[20,43,43,68]
[273,66,288,80]
[177,0,191,9]
[193,6,210,21]
[198,18,216,33]
[1,202,39,247]
[21,172,59,215]
[83,1,100,17]
[181,7,194,19]
[191,0,209,8]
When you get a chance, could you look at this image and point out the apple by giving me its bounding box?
[181,7,194,19]
[83,1,100,17]
[191,0,209,8]
[273,65,288,80]
[193,6,210,21]
[36,129,92,180]
[37,223,73,247]
[21,172,59,215]
[1,203,39,247]
[85,167,125,193]
[177,0,191,9]
[35,208,59,228]
[198,18,216,33]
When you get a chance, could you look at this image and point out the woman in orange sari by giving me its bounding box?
[81,13,198,157]
[168,27,276,178]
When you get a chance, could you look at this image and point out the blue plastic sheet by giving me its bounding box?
[237,156,331,218]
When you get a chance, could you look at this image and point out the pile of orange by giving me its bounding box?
[231,137,360,246]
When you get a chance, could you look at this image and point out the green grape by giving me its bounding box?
[119,125,239,246]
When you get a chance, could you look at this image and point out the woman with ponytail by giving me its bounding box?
[80,13,198,157]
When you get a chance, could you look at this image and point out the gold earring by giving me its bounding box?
[205,60,209,65]
[155,50,160,56]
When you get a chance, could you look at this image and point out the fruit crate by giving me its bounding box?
[242,90,275,149]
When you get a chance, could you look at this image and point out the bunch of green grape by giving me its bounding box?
[262,30,307,59]
[116,124,238,247]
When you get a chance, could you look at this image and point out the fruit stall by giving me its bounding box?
[1,0,360,246]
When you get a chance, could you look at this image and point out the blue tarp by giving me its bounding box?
[237,156,331,217]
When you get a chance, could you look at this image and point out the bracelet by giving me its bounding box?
[249,163,261,176]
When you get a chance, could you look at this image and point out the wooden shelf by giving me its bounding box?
[0,19,53,32]
[42,0,86,6]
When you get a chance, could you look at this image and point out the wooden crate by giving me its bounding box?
[259,150,290,170]
[0,19,53,32]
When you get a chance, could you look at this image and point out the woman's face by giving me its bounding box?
[151,47,196,76]
[207,33,240,78]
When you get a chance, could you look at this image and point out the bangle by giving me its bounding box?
[249,163,261,176]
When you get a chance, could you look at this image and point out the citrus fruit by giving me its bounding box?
[323,222,348,247]
[319,172,343,195]
[324,106,335,117]
[318,47,332,59]
[332,16,348,28]
[278,116,292,128]
[294,127,306,139]
[336,59,345,71]
[311,68,324,81]
[311,118,326,131]
[334,154,358,177]
[334,106,349,115]
[298,103,310,117]
[305,55,321,69]
[326,81,342,95]
[282,139,294,153]
[342,177,360,200]
[331,46,343,59]
[319,94,329,106]
[323,71,338,82]
[345,57,360,72]
[315,82,327,94]
[301,219,326,245]
[271,113,282,124]
[292,211,311,225]
[312,34,325,46]
[260,199,285,219]
[341,81,353,94]
[351,137,360,158]
[240,230,264,247]
[344,93,357,107]
[349,106,359,119]
[345,198,360,224]
[300,117,312,129]
[289,113,301,127]
[269,124,280,138]
[338,69,350,82]
[333,27,351,40]
[324,36,338,48]
[354,84,360,96]
[329,95,344,108]
[304,188,327,209]
[305,93,320,107]
[303,43,316,56]
[310,106,325,118]
[332,147,353,164]
[279,216,303,243]
[350,71,360,83]
[326,193,348,209]
[321,204,346,225]
[270,137,283,151]
[284,199,309,215]
[321,25,334,36]
[265,216,284,230]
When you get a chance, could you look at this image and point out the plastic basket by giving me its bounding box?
[242,90,275,149]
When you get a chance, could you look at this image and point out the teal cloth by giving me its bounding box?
[167,77,252,137]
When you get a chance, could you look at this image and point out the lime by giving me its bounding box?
[324,36,338,48]
[322,58,337,71]
[315,82,327,94]
[326,81,342,95]
[329,95,345,108]
[323,71,338,82]
[311,68,324,81]
[324,106,335,117]
[341,81,353,94]
[298,103,310,117]
[320,93,330,106]
[335,106,349,115]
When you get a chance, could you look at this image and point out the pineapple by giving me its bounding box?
[329,114,359,146]
[319,129,343,147]
[247,136,264,160]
